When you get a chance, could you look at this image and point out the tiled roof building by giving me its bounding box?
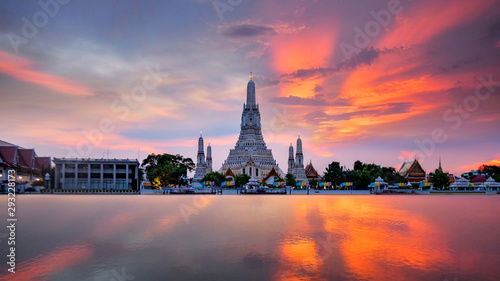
[398,159,426,183]
[0,140,51,183]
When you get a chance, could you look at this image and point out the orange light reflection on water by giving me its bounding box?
[273,196,455,280]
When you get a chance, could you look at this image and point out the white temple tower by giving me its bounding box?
[219,73,284,180]
[193,132,208,183]
[290,135,308,182]
[206,143,213,172]
[287,143,294,175]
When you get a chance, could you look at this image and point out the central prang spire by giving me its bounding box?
[246,72,256,106]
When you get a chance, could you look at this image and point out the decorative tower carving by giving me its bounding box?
[292,134,308,182]
[193,132,208,183]
[206,142,212,172]
[288,143,295,174]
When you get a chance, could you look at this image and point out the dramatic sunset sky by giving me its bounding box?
[1,0,499,176]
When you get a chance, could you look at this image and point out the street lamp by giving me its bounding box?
[44,173,51,193]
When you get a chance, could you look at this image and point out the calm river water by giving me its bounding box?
[1,195,499,281]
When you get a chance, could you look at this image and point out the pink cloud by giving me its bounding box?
[0,50,93,96]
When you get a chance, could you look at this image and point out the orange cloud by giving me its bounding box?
[379,0,498,48]
[308,1,498,146]
[461,158,500,171]
[271,28,337,100]
[0,50,93,96]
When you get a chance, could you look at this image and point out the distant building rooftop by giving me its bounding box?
[53,158,139,164]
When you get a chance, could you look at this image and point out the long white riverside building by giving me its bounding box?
[53,158,139,190]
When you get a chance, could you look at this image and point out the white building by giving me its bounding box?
[53,158,139,190]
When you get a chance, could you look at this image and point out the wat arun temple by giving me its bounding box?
[193,73,317,184]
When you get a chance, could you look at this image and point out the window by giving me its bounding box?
[116,179,127,189]
[242,168,245,175]
[64,179,75,189]
[91,173,101,178]
[78,164,88,170]
[64,173,75,179]
[77,180,88,189]
[103,164,114,170]
[256,169,258,177]
[103,179,113,190]
[90,164,101,169]
[90,180,100,189]
[65,164,75,169]
[249,167,252,176]
[103,173,114,179]
[116,164,126,170]
[78,173,88,178]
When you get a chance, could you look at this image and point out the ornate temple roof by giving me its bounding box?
[398,159,426,183]
[224,167,235,178]
[398,160,425,176]
[261,167,283,182]
[305,161,320,179]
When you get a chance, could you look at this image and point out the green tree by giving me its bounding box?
[461,172,474,180]
[343,169,356,184]
[479,165,500,177]
[381,166,407,185]
[363,163,382,178]
[141,153,195,187]
[430,169,450,189]
[285,173,296,187]
[495,174,500,183]
[309,179,318,189]
[354,169,372,188]
[323,161,343,188]
[349,162,384,189]
[202,171,227,186]
[235,174,251,188]
[354,160,364,171]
